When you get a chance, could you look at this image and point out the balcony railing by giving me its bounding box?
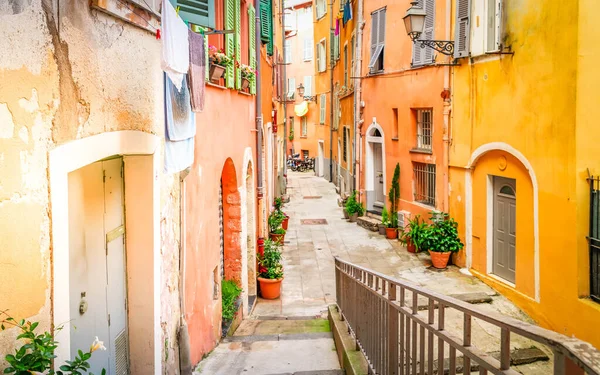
[334,257,600,375]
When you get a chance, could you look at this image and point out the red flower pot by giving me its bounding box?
[407,239,417,253]
[282,215,289,230]
[429,251,451,269]
[385,227,398,239]
[269,232,285,245]
[258,277,283,299]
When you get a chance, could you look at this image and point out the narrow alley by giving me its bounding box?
[196,172,554,374]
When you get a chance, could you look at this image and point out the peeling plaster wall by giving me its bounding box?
[0,0,181,372]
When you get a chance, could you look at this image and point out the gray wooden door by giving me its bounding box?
[373,143,384,205]
[493,177,516,283]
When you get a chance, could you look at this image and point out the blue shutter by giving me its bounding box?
[176,0,215,28]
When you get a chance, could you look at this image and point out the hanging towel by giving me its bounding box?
[161,0,189,91]
[164,74,196,174]
[335,18,340,36]
[343,0,352,25]
[188,29,206,112]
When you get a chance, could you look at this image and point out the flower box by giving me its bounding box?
[209,63,226,82]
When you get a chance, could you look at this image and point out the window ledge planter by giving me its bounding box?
[209,63,226,82]
[258,277,283,299]
[241,77,250,90]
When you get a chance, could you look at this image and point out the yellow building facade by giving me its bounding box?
[449,0,600,348]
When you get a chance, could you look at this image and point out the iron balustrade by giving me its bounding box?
[334,257,600,375]
[589,176,600,302]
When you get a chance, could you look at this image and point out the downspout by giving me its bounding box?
[178,169,191,375]
[442,0,452,213]
[353,0,364,196]
[329,0,334,183]
[281,0,288,192]
[255,0,264,238]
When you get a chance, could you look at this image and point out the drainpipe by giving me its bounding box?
[329,0,334,183]
[353,0,364,196]
[442,0,451,213]
[281,0,288,193]
[255,0,264,237]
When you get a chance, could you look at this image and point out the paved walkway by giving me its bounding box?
[197,172,552,374]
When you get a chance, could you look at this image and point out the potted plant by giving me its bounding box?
[257,239,284,299]
[379,207,389,235]
[423,212,464,269]
[400,215,428,253]
[386,163,401,239]
[238,63,256,90]
[208,45,233,82]
[268,210,286,244]
[345,191,364,222]
[274,197,289,230]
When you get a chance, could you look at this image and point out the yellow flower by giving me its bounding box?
[90,336,106,352]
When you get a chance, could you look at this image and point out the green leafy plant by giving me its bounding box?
[345,191,364,216]
[387,163,401,228]
[381,207,390,227]
[1,311,106,375]
[258,239,284,279]
[268,210,286,234]
[400,215,429,252]
[288,125,294,142]
[209,45,233,68]
[422,212,464,253]
[274,197,284,211]
[221,280,242,321]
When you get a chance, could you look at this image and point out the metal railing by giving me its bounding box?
[335,257,600,375]
[588,176,600,302]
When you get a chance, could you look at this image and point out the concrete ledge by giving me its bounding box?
[328,305,368,375]
[356,216,380,232]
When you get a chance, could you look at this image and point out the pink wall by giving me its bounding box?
[184,85,256,364]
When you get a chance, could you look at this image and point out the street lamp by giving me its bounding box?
[403,1,454,56]
[297,83,316,101]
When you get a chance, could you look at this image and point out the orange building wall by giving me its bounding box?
[358,0,450,218]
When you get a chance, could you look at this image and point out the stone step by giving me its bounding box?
[356,215,381,232]
[366,211,383,221]
[233,318,331,337]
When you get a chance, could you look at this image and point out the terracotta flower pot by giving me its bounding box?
[378,224,386,235]
[269,232,285,245]
[241,78,250,90]
[343,208,350,219]
[258,277,283,299]
[385,227,398,239]
[407,240,417,253]
[209,63,226,82]
[282,215,289,230]
[349,213,358,222]
[429,250,451,269]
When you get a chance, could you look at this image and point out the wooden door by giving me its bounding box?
[493,177,516,283]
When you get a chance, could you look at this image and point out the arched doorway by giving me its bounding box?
[243,156,257,315]
[220,158,242,286]
[365,123,386,213]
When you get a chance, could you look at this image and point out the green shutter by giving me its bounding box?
[235,0,242,90]
[176,0,215,28]
[259,0,274,55]
[225,0,235,88]
[249,4,257,95]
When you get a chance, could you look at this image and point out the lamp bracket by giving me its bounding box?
[413,38,455,56]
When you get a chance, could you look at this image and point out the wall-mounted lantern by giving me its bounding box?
[403,1,455,56]
[297,83,316,102]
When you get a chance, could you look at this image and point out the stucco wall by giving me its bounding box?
[0,0,181,371]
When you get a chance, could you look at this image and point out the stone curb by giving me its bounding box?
[328,304,369,375]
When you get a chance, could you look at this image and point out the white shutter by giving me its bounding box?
[284,39,292,63]
[304,37,313,60]
[320,94,326,124]
[454,0,470,58]
[287,77,296,99]
[424,0,435,63]
[316,43,321,71]
[370,9,379,60]
[303,76,312,96]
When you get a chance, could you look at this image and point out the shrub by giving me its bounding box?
[400,215,429,252]
[345,191,364,216]
[388,163,400,228]
[381,207,390,227]
[221,280,242,322]
[258,239,284,280]
[268,210,286,233]
[422,212,464,253]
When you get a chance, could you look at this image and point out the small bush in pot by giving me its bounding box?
[257,239,284,299]
[385,163,401,239]
[380,207,390,235]
[422,212,464,269]
[345,191,364,222]
[274,197,289,230]
[268,210,286,244]
[221,279,242,322]
[400,215,428,253]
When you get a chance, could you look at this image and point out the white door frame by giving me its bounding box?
[50,131,161,374]
[318,140,325,177]
[365,121,386,204]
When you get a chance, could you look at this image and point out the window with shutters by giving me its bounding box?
[319,94,326,124]
[175,0,215,28]
[343,44,348,87]
[287,77,296,100]
[416,109,433,150]
[343,127,348,162]
[485,0,502,52]
[465,0,503,57]
[454,0,470,58]
[316,0,326,19]
[317,39,327,72]
[303,76,312,96]
[301,117,307,137]
[284,9,297,32]
[412,0,435,66]
[303,36,314,61]
[368,7,385,73]
[284,39,292,63]
[259,0,274,55]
